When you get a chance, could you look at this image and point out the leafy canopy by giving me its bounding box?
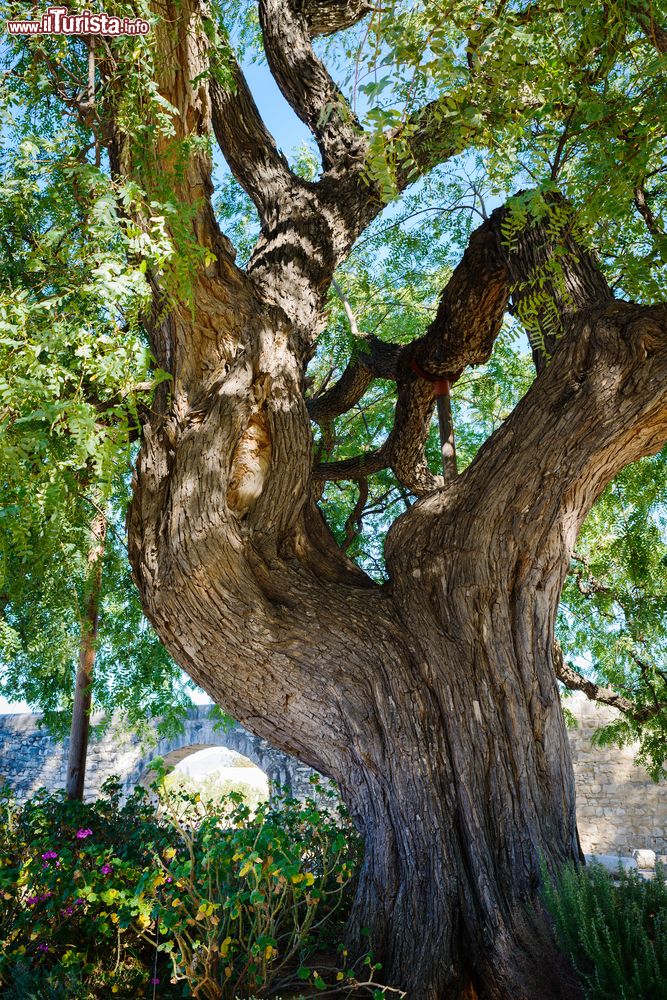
[0,0,666,768]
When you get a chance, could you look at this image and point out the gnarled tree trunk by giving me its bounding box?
[126,264,667,999]
[97,0,667,994]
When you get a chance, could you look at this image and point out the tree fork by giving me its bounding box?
[107,1,667,993]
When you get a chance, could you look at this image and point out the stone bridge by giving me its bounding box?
[0,705,319,804]
[0,696,666,857]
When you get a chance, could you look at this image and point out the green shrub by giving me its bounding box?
[138,773,363,999]
[0,778,176,997]
[542,859,667,1000]
[0,777,396,999]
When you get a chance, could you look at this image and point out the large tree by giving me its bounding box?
[5,0,667,996]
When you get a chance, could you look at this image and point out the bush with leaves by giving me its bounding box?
[0,776,409,999]
[140,770,372,999]
[0,778,175,996]
[542,859,667,1000]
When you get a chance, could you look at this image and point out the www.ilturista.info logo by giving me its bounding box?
[6,5,150,34]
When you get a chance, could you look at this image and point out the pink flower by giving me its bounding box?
[76,828,93,839]
[100,864,113,875]
[41,850,58,860]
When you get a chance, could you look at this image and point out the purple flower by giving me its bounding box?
[41,850,58,860]
[100,864,113,875]
[74,897,84,905]
[76,828,93,839]
[37,942,49,952]
[62,905,74,916]
[27,891,52,906]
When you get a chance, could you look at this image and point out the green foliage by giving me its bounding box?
[558,448,667,778]
[1,0,667,790]
[542,860,667,1000]
[325,0,667,300]
[0,779,406,999]
[0,27,195,732]
[147,774,363,999]
[0,778,174,997]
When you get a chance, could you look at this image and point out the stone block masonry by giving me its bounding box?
[0,706,320,804]
[567,692,667,855]
[0,693,665,856]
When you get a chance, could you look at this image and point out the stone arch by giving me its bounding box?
[0,706,324,804]
[121,709,319,801]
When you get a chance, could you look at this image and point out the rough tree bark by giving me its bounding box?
[99,2,667,996]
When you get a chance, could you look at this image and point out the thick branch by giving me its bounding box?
[303,0,372,37]
[388,298,667,586]
[634,184,666,243]
[310,196,618,499]
[630,1,667,52]
[313,447,386,482]
[505,195,614,371]
[310,206,513,495]
[411,204,511,375]
[209,50,298,223]
[308,336,400,422]
[379,206,513,496]
[258,0,367,170]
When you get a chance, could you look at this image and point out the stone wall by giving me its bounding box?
[0,695,665,856]
[568,692,667,855]
[0,706,319,803]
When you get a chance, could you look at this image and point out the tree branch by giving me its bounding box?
[302,0,372,37]
[386,187,667,591]
[258,0,367,171]
[342,477,369,550]
[313,447,386,482]
[307,281,401,424]
[310,206,513,495]
[633,184,665,242]
[553,643,665,724]
[209,47,299,224]
[630,0,667,53]
[504,195,615,371]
